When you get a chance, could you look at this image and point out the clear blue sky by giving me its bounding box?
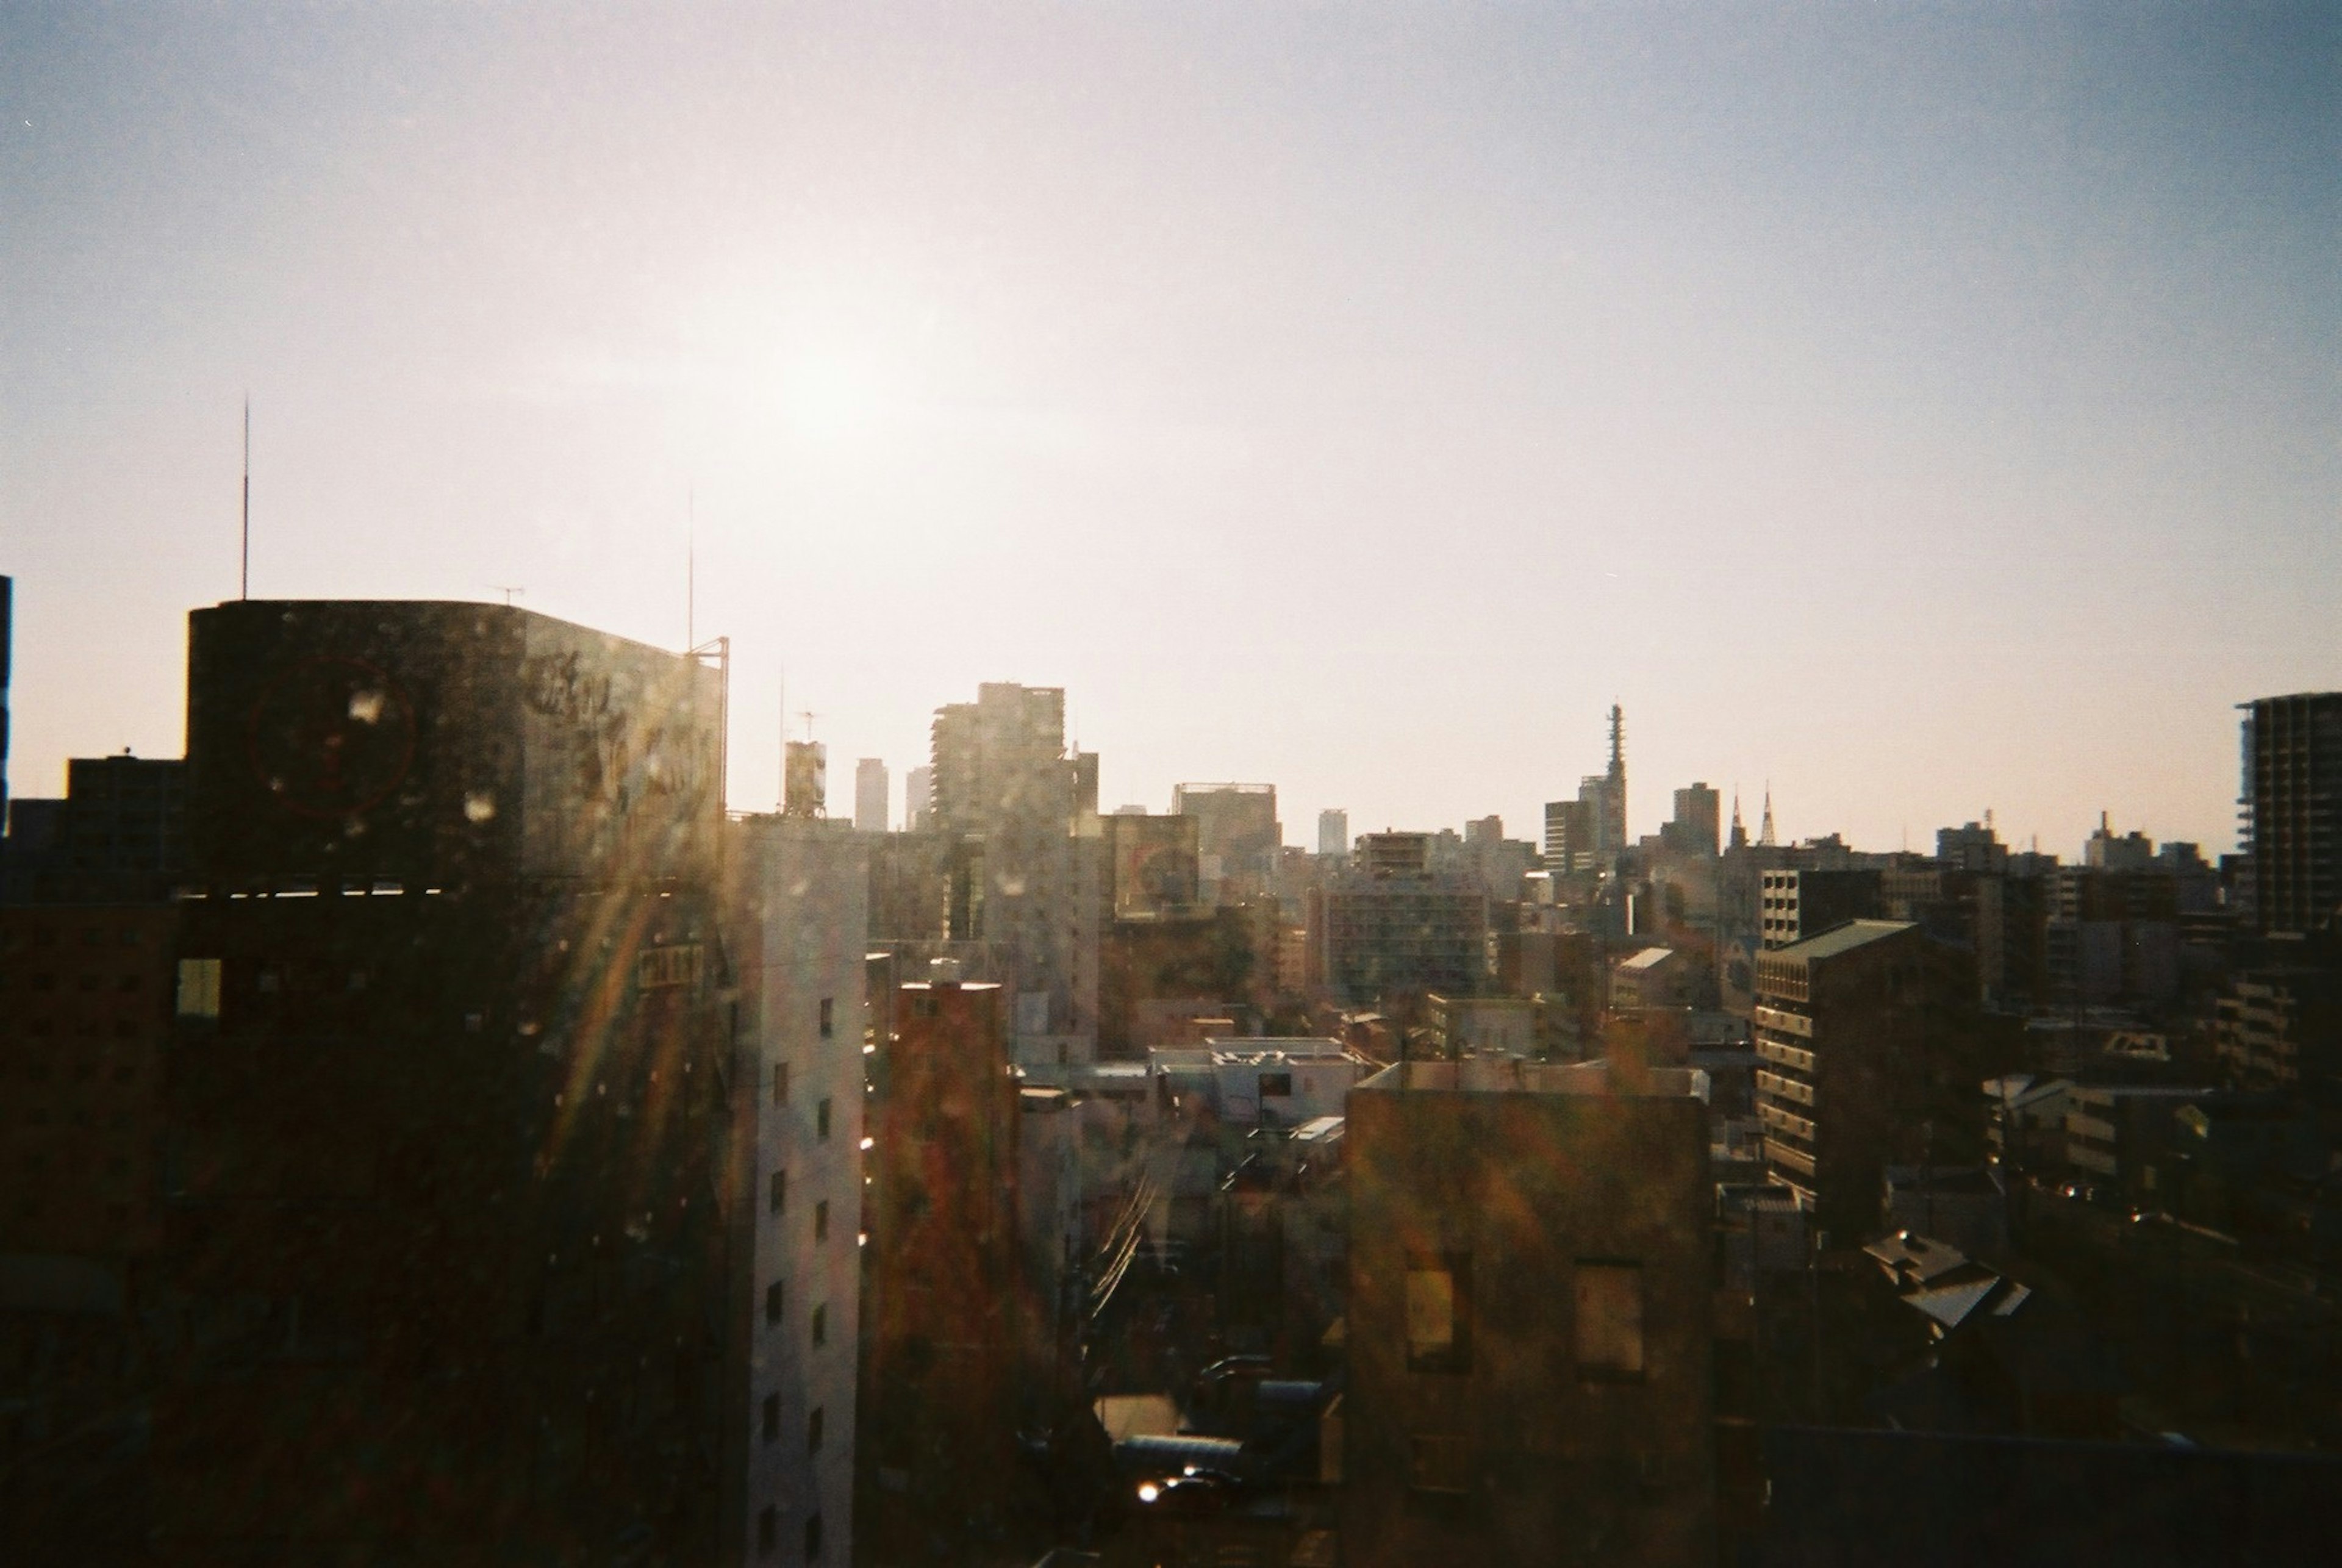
[4,3,2335,853]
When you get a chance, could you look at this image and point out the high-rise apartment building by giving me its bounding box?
[929,683,1097,1053]
[2240,692,2342,936]
[1320,832,1488,1004]
[1318,807,1349,857]
[723,814,865,1567]
[1173,782,1281,904]
[156,600,732,1561]
[853,756,889,833]
[1753,920,1973,1237]
[1342,1056,1714,1567]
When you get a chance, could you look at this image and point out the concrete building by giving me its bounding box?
[1320,834,1489,1006]
[853,757,888,834]
[1938,820,2010,874]
[1342,1056,1713,1567]
[1611,945,1694,1011]
[1665,782,1721,859]
[1148,1039,1370,1126]
[2084,813,2156,871]
[858,971,1026,1563]
[2217,957,2342,1101]
[1753,920,1974,1239]
[156,600,731,1561]
[1423,992,1538,1058]
[903,765,931,832]
[2240,692,2342,936]
[1758,867,1882,950]
[929,683,1097,1054]
[2,753,187,903]
[725,815,868,1566]
[1173,782,1281,904]
[1542,796,1595,876]
[1318,807,1349,858]
[1102,811,1200,919]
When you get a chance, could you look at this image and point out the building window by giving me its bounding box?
[1258,1072,1292,1097]
[818,997,834,1038]
[769,1169,787,1214]
[1405,1252,1470,1374]
[817,1098,832,1140]
[174,958,221,1018]
[808,1405,825,1453]
[761,1393,780,1442]
[756,1506,776,1555]
[765,1281,784,1325]
[804,1512,824,1559]
[773,1062,790,1106]
[811,1303,827,1348]
[814,1198,829,1242]
[1574,1259,1645,1379]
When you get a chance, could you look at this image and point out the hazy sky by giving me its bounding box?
[4,4,2335,854]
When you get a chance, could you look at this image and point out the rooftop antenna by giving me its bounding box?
[797,709,820,742]
[490,585,525,607]
[685,482,695,652]
[240,396,250,600]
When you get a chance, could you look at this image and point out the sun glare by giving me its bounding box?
[779,353,886,443]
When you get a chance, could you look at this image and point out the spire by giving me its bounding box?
[1728,787,1749,852]
[1759,782,1777,847]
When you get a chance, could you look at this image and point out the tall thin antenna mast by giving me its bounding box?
[686,482,695,652]
[240,396,251,600]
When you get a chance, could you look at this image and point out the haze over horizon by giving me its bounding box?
[4,4,2335,856]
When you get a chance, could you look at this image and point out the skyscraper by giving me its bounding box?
[1318,807,1348,857]
[2240,692,2342,936]
[854,756,889,833]
[903,765,932,832]
[929,683,1095,1049]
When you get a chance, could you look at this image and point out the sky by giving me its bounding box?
[2,3,2335,856]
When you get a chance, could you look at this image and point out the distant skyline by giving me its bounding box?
[4,5,2335,856]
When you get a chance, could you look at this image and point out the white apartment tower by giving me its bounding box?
[726,815,868,1566]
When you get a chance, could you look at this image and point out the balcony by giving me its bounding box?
[1763,1137,1817,1178]
[1755,1069,1814,1108]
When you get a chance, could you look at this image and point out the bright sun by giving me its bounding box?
[779,353,886,443]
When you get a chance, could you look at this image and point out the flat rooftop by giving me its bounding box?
[1359,1059,1708,1100]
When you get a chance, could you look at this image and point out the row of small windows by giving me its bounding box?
[762,1280,830,1345]
[1405,1253,1645,1380]
[769,1067,837,1140]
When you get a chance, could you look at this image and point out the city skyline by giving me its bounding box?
[5,5,2335,856]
